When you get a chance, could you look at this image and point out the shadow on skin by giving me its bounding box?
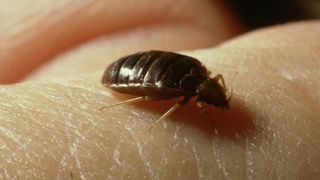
[109,93,256,139]
[139,97,255,139]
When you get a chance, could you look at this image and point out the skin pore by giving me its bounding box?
[0,0,319,179]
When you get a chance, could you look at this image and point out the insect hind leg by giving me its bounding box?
[149,97,191,131]
[100,96,151,111]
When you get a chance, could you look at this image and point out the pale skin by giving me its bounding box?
[0,1,319,179]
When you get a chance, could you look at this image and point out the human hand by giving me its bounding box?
[1,1,319,179]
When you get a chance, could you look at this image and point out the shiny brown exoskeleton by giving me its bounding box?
[101,50,230,130]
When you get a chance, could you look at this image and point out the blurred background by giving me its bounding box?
[229,0,320,29]
[0,0,319,84]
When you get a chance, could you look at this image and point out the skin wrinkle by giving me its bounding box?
[190,142,203,180]
[57,88,94,179]
[56,151,71,179]
[0,126,24,149]
[204,39,316,177]
[36,85,86,178]
[157,154,168,179]
[157,125,179,178]
[63,120,81,179]
[125,123,154,179]
[246,66,313,132]
[112,143,121,165]
[106,136,123,178]
[169,126,181,150]
[272,71,318,111]
[0,77,113,178]
[108,109,136,171]
[1,97,42,178]
[1,21,320,178]
[0,71,318,179]
[211,140,230,180]
[245,138,254,180]
[107,122,130,178]
[104,107,153,178]
[54,84,115,178]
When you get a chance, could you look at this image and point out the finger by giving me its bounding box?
[0,0,242,83]
[190,21,319,178]
[1,21,319,179]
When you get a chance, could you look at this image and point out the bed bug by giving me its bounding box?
[100,50,231,130]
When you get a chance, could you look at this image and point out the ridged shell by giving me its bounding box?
[102,50,208,98]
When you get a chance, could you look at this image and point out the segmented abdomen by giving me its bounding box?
[102,50,208,97]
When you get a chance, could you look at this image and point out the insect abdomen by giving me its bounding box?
[102,50,208,97]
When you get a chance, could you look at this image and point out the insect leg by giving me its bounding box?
[100,96,151,111]
[213,73,233,102]
[149,97,190,131]
[213,74,226,90]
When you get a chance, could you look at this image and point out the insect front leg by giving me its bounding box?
[213,73,234,102]
[149,97,191,131]
[213,74,226,90]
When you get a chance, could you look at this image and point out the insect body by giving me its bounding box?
[101,50,230,130]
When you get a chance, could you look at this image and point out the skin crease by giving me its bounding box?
[0,1,320,180]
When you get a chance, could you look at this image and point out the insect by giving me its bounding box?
[100,50,231,130]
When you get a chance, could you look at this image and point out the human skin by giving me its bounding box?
[1,1,320,179]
